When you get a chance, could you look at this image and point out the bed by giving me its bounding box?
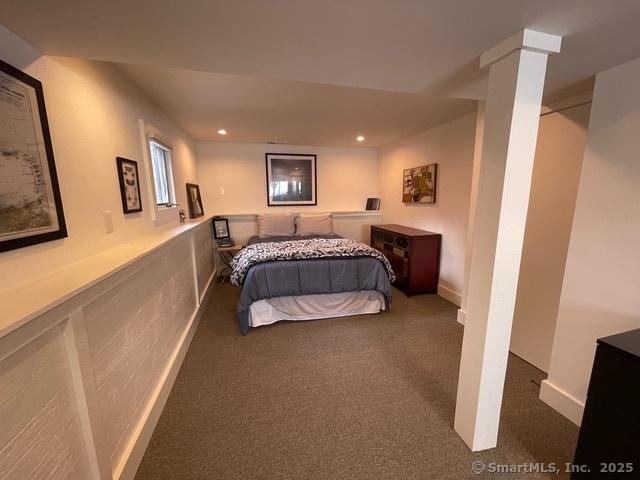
[230,234,395,334]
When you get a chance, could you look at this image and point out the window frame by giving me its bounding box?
[139,119,179,226]
[148,138,176,207]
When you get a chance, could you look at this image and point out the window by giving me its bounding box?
[149,139,175,206]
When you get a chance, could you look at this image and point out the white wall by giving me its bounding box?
[196,142,381,246]
[0,26,198,290]
[378,113,477,304]
[541,57,640,425]
[196,142,378,214]
[510,99,591,372]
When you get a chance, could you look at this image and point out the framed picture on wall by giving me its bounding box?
[0,59,68,253]
[186,183,204,218]
[116,157,142,214]
[402,163,438,204]
[265,153,317,206]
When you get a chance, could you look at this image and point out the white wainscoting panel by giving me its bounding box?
[0,322,93,480]
[0,220,215,480]
[194,224,215,300]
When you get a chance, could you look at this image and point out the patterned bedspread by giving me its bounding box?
[230,237,396,286]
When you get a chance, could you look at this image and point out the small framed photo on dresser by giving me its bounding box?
[116,157,142,214]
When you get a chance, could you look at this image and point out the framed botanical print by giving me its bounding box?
[402,163,438,204]
[265,153,317,206]
[186,183,204,218]
[116,157,142,214]
[0,59,67,253]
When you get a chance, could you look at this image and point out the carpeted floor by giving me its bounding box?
[135,284,578,480]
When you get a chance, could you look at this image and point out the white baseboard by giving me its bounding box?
[117,271,215,480]
[438,284,462,307]
[539,379,584,426]
[456,309,466,326]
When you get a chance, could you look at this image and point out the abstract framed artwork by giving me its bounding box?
[116,157,142,214]
[0,59,67,253]
[402,163,438,204]
[265,153,317,206]
[186,183,204,218]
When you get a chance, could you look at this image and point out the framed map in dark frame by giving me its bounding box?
[0,59,67,253]
[116,157,142,214]
[265,153,317,206]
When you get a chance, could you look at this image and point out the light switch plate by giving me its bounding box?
[102,211,114,233]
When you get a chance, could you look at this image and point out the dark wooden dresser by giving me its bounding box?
[571,328,640,478]
[370,224,441,296]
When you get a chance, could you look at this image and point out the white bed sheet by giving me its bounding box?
[248,290,385,327]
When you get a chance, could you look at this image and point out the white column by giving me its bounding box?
[454,29,561,451]
[457,101,485,326]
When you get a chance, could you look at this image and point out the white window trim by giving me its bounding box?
[138,119,178,226]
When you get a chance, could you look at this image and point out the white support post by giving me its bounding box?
[454,29,561,451]
[457,100,485,326]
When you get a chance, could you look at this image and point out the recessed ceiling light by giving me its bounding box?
[356,135,365,142]
[217,129,227,135]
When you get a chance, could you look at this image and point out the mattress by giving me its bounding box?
[248,290,385,327]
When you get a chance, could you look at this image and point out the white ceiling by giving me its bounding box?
[2,0,640,145]
[117,64,474,145]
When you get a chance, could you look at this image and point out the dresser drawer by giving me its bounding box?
[587,345,640,427]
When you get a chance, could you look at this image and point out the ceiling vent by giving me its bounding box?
[266,140,286,145]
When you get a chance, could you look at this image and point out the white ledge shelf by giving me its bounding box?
[218,210,383,220]
[0,215,214,340]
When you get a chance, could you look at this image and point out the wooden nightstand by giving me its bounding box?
[216,245,242,282]
[371,224,441,296]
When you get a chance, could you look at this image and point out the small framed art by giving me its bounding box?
[116,157,142,214]
[186,183,204,218]
[402,163,438,204]
[365,198,381,210]
[213,217,230,239]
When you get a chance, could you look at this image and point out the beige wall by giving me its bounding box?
[541,57,640,425]
[510,100,591,373]
[0,26,197,290]
[378,113,477,304]
[196,142,378,215]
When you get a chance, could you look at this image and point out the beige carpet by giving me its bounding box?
[135,284,578,479]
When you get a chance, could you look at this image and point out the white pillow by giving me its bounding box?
[296,213,334,236]
[257,214,295,237]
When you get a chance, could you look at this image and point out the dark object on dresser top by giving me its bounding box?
[571,328,640,478]
[370,224,441,296]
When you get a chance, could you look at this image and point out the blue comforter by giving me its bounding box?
[235,235,393,333]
